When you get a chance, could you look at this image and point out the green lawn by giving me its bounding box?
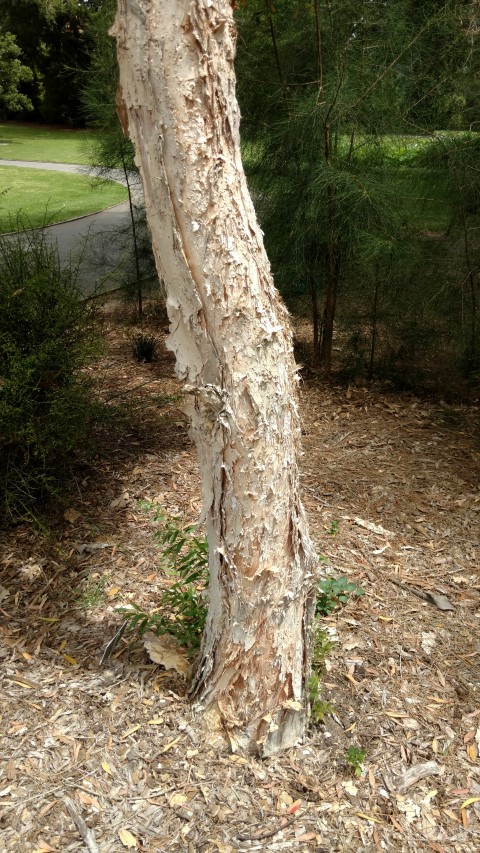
[0,123,100,165]
[0,166,127,233]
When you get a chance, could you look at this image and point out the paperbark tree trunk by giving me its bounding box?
[111,0,317,755]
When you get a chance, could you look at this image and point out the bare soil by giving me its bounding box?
[1,305,479,853]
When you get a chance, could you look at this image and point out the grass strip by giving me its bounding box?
[0,166,127,233]
[0,123,99,165]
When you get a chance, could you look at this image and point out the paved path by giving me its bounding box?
[0,159,144,295]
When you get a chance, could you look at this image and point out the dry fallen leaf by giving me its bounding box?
[169,792,188,808]
[143,632,189,674]
[63,507,80,524]
[110,492,130,510]
[467,744,478,763]
[353,516,395,537]
[461,796,480,809]
[208,841,235,853]
[355,812,383,824]
[106,586,120,597]
[118,828,137,848]
[122,725,141,738]
[159,735,182,753]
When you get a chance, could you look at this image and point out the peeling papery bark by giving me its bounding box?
[111,0,318,755]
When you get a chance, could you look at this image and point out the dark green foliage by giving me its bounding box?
[235,2,480,394]
[316,575,364,616]
[0,0,93,124]
[403,1,480,132]
[132,333,157,363]
[81,0,134,163]
[0,229,100,519]
[236,1,420,368]
[0,32,33,116]
[120,513,209,657]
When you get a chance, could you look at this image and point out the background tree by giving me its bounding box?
[111,0,318,754]
[236,0,413,369]
[0,0,93,124]
[403,0,480,132]
[0,32,34,117]
[82,0,155,317]
[235,0,480,393]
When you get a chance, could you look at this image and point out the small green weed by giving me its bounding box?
[132,333,157,363]
[328,520,340,535]
[119,513,209,657]
[77,575,107,610]
[312,623,336,669]
[316,575,364,616]
[309,623,336,725]
[345,745,366,777]
[308,671,332,723]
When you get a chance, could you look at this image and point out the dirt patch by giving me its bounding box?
[0,304,479,852]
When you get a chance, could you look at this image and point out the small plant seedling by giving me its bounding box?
[345,745,366,777]
[316,575,364,616]
[132,333,157,363]
[312,624,336,669]
[328,519,340,535]
[308,671,332,724]
[118,513,209,656]
[76,575,107,610]
[308,623,336,725]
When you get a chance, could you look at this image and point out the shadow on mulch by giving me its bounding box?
[0,312,193,670]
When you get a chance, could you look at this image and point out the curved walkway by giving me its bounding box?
[0,159,144,295]
[0,158,141,189]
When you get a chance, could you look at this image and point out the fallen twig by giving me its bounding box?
[388,576,454,611]
[237,813,298,841]
[65,797,100,853]
[100,618,130,665]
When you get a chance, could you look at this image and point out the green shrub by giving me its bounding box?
[316,575,364,616]
[132,333,157,363]
[0,229,101,519]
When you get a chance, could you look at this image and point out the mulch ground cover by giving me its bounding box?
[1,304,479,852]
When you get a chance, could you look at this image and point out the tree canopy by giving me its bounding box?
[0,32,34,116]
[0,0,94,123]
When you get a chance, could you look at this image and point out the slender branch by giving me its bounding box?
[337,9,445,122]
[237,813,298,842]
[313,0,323,94]
[121,148,143,320]
[262,0,291,116]
[65,797,100,853]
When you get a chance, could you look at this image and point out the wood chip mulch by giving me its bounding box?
[1,303,479,852]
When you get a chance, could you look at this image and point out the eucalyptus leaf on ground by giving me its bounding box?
[143,632,189,674]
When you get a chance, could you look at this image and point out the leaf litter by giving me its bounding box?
[0,302,479,852]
